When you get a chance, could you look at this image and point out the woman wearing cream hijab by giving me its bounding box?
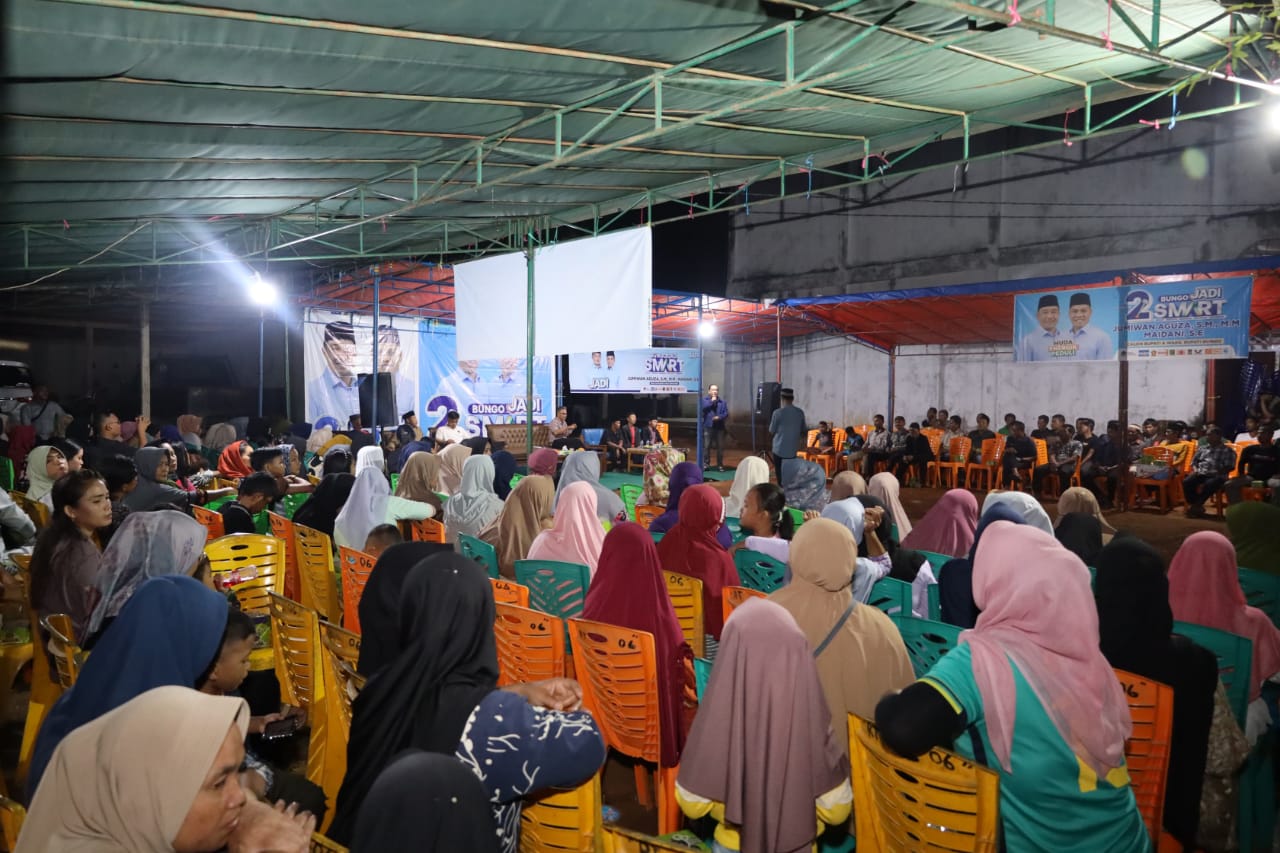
[496,475,555,579]
[437,443,471,497]
[1056,486,1116,543]
[18,685,314,852]
[723,456,770,518]
[769,518,914,752]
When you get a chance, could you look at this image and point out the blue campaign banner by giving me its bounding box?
[1122,276,1252,360]
[1012,277,1252,362]
[568,347,701,393]
[418,322,554,438]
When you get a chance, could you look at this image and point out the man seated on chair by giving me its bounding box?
[1029,414,1052,441]
[433,410,470,449]
[966,413,996,463]
[861,414,891,477]
[1182,427,1237,518]
[1235,416,1260,445]
[1225,425,1280,504]
[892,422,934,486]
[547,406,582,450]
[996,412,1017,437]
[640,416,664,446]
[841,424,865,472]
[807,421,837,460]
[1032,423,1081,496]
[1001,421,1037,488]
[603,418,627,471]
[220,472,277,536]
[939,415,964,460]
[884,416,910,470]
[1083,420,1127,509]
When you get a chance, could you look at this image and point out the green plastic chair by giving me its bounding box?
[281,492,308,519]
[926,583,940,621]
[509,473,524,490]
[205,494,234,511]
[693,657,712,703]
[0,456,13,492]
[918,550,956,570]
[252,510,269,535]
[459,534,500,579]
[515,560,591,627]
[619,483,642,521]
[785,507,805,529]
[869,577,912,618]
[1172,620,1252,726]
[1238,566,1280,628]
[724,516,743,542]
[390,473,399,492]
[733,549,787,594]
[650,531,664,543]
[890,614,962,677]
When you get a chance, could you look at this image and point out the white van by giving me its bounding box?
[0,360,33,419]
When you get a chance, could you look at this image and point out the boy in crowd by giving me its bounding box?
[220,472,278,536]
[363,523,404,558]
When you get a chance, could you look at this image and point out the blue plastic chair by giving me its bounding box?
[869,577,912,618]
[733,549,787,594]
[891,614,962,677]
[693,657,712,703]
[1238,566,1280,628]
[515,559,591,625]
[459,534,500,579]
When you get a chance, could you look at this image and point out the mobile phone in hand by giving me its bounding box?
[261,717,301,740]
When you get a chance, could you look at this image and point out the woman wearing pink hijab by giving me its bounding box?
[867,472,912,539]
[875,522,1147,852]
[1169,530,1280,740]
[901,489,978,557]
[525,480,606,577]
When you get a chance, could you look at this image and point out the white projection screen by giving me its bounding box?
[453,227,652,359]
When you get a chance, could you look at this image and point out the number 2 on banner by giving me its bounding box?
[1125,290,1152,322]
[427,396,458,429]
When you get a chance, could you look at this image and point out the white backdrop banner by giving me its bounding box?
[453,227,652,359]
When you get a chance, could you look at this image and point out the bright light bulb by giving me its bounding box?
[1268,102,1280,134]
[698,320,716,339]
[249,273,278,306]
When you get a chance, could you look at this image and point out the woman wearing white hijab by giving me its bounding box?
[355,446,387,477]
[982,490,1054,536]
[335,467,435,549]
[442,455,505,545]
[819,498,893,604]
[26,445,68,509]
[724,456,770,519]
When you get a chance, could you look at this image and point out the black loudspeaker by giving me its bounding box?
[358,372,398,427]
[755,382,782,417]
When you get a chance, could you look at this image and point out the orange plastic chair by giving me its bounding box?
[853,424,874,443]
[1115,669,1174,843]
[568,618,679,835]
[490,577,531,608]
[1131,446,1181,514]
[404,517,446,544]
[192,505,224,542]
[914,431,943,485]
[494,603,566,687]
[1212,442,1246,517]
[635,504,663,529]
[721,585,766,628]
[0,796,26,853]
[268,511,301,603]
[936,437,971,489]
[848,715,1000,852]
[966,436,1006,492]
[654,421,670,445]
[664,571,705,658]
[39,613,81,690]
[520,774,601,853]
[293,524,341,623]
[204,533,285,614]
[337,547,376,634]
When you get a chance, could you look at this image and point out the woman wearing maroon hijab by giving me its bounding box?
[583,522,694,766]
[656,484,740,641]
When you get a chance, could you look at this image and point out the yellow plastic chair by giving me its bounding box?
[664,571,705,658]
[494,602,566,687]
[15,566,55,787]
[310,832,348,852]
[268,511,301,603]
[568,618,679,835]
[601,826,693,852]
[519,774,601,853]
[267,594,329,806]
[318,620,363,836]
[9,492,49,530]
[0,796,26,852]
[39,613,82,690]
[847,714,1000,852]
[293,524,341,623]
[203,534,286,614]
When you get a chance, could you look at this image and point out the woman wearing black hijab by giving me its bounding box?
[328,552,605,849]
[1055,512,1104,566]
[290,472,355,538]
[355,541,451,677]
[1094,536,1218,850]
[351,751,498,853]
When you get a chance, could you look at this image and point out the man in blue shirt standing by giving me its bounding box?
[767,387,806,476]
[701,384,729,471]
[1065,292,1115,360]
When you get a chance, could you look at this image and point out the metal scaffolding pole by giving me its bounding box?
[525,233,536,455]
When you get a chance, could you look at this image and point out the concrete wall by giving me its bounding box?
[727,115,1280,299]
[722,335,1206,438]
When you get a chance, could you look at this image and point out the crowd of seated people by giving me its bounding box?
[7,387,1280,853]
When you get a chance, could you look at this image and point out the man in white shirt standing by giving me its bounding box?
[433,410,471,449]
[19,385,71,441]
